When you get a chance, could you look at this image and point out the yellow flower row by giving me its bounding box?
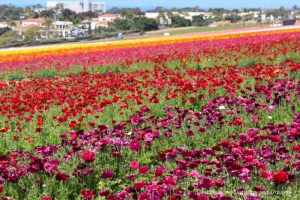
[0,26,300,63]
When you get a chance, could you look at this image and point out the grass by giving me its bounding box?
[152,23,267,36]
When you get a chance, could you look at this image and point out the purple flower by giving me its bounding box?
[101,169,114,179]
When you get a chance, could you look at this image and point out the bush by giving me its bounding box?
[0,27,11,36]
[171,16,192,27]
[192,15,213,26]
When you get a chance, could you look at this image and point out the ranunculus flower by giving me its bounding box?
[155,165,166,177]
[273,170,288,184]
[138,166,150,174]
[134,181,146,189]
[101,169,114,179]
[260,170,272,180]
[82,151,96,163]
[130,160,139,169]
[41,196,52,200]
[56,172,70,181]
[81,189,95,200]
[246,193,260,200]
[98,189,110,197]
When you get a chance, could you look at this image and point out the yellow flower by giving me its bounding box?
[274,69,280,73]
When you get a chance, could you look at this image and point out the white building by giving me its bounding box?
[145,12,212,22]
[20,18,46,27]
[52,21,74,38]
[47,0,106,13]
[0,22,8,28]
[98,13,120,22]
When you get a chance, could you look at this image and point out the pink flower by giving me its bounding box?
[41,196,52,200]
[260,170,273,180]
[130,160,139,169]
[82,151,96,163]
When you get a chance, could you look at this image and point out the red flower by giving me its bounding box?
[81,189,95,200]
[56,172,70,181]
[130,160,139,169]
[134,181,146,189]
[138,166,150,174]
[273,170,288,184]
[82,151,96,163]
[0,185,3,194]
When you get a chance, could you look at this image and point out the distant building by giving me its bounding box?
[47,0,106,13]
[98,13,120,22]
[91,20,109,29]
[90,13,119,30]
[0,22,8,28]
[145,12,212,22]
[20,18,46,27]
[52,21,74,38]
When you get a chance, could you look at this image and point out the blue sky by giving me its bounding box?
[1,0,300,9]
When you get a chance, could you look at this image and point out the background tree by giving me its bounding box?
[120,8,141,19]
[7,20,16,28]
[40,9,56,18]
[24,26,40,41]
[225,14,242,23]
[111,18,134,30]
[171,16,191,27]
[133,17,158,34]
[107,7,121,14]
[42,18,53,39]
[0,27,11,36]
[0,5,23,20]
[192,15,213,26]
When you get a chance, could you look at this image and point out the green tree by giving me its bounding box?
[120,8,141,19]
[192,15,213,26]
[225,14,242,23]
[24,26,40,41]
[171,16,191,27]
[133,17,158,34]
[111,18,134,30]
[42,18,53,39]
[40,9,56,18]
[0,27,11,36]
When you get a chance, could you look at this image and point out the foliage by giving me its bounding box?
[0,27,10,36]
[225,14,242,23]
[0,5,23,20]
[132,17,158,32]
[171,15,192,27]
[40,9,56,18]
[24,26,40,41]
[120,8,142,19]
[192,15,213,26]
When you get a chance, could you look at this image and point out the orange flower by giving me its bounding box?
[274,68,280,73]
[0,126,8,133]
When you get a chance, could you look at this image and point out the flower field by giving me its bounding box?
[0,27,300,200]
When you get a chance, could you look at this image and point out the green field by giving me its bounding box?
[152,23,267,35]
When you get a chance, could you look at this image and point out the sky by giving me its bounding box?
[1,0,299,9]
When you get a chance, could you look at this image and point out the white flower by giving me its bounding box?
[268,116,273,119]
[218,105,226,110]
[127,131,132,136]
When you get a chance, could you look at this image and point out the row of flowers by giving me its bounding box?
[0,77,299,199]
[0,29,300,72]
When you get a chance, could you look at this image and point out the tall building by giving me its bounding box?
[47,0,106,13]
